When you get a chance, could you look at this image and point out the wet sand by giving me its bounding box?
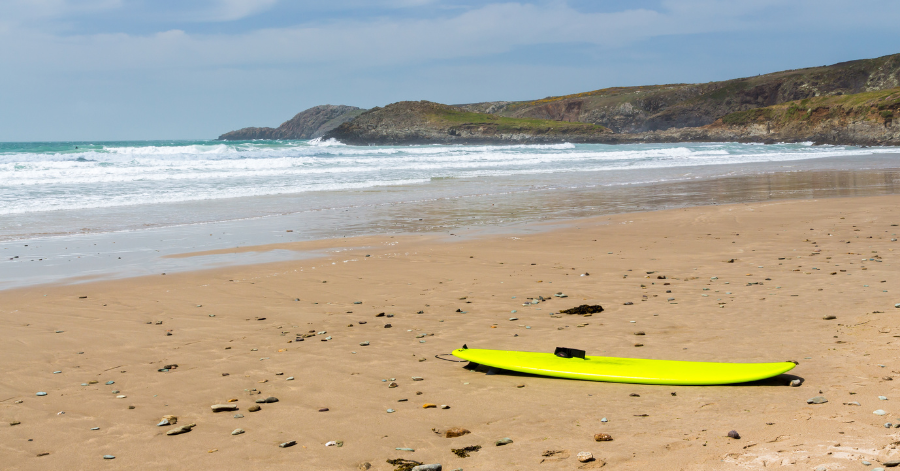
[2,195,900,470]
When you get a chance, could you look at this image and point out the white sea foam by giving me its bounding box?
[1,140,896,216]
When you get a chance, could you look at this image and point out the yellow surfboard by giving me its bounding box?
[452,347,796,385]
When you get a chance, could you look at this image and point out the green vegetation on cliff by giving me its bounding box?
[427,106,608,134]
[719,87,900,127]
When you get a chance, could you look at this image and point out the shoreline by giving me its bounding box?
[2,195,899,469]
[4,154,900,290]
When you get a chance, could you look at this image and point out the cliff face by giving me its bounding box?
[326,90,900,146]
[458,53,900,133]
[218,105,364,140]
[597,88,900,145]
[325,101,613,145]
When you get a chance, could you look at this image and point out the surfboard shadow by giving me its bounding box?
[463,362,804,387]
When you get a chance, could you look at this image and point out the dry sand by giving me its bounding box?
[2,195,900,470]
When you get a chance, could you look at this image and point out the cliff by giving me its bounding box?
[625,87,900,145]
[324,101,613,145]
[218,105,365,140]
[459,53,900,134]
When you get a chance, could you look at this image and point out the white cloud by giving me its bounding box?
[204,0,279,21]
[1,1,898,75]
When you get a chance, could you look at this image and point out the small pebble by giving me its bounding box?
[233,414,244,418]
[594,433,613,441]
[36,392,47,396]
[880,396,888,400]
[411,465,442,471]
[103,455,115,460]
[286,376,294,381]
[577,451,593,463]
[600,418,608,423]
[807,396,828,404]
[874,409,887,416]
[232,429,245,435]
[248,405,261,412]
[790,379,801,387]
[279,441,297,448]
[495,438,513,446]
[727,430,741,439]
[387,409,395,413]
[91,427,99,430]
[396,447,415,452]
[166,424,195,435]
[360,341,370,346]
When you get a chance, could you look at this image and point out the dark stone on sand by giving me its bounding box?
[727,430,741,439]
[248,405,261,412]
[279,440,297,448]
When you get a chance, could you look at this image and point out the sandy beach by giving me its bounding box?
[2,194,900,470]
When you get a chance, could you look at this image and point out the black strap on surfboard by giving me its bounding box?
[554,347,586,359]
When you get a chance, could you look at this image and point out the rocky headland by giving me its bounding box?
[218,105,364,140]
[324,101,612,145]
[221,53,900,146]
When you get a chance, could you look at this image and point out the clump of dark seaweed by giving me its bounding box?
[559,304,604,315]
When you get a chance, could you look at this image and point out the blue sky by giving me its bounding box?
[2,0,899,141]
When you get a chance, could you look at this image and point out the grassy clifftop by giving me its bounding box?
[326,101,612,145]
[719,88,900,126]
[459,53,900,134]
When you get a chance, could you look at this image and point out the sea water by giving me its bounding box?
[1,139,899,288]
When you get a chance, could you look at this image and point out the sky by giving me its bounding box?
[1,0,899,141]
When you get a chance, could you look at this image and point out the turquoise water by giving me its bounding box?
[2,139,899,288]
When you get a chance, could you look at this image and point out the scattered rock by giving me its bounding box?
[577,451,594,463]
[423,404,437,409]
[495,437,513,446]
[360,341,370,346]
[823,315,837,320]
[232,429,245,435]
[166,423,196,435]
[211,404,239,412]
[444,427,470,438]
[319,408,329,412]
[36,392,47,396]
[411,464,442,471]
[874,409,888,416]
[103,455,115,460]
[255,397,279,404]
[279,440,297,448]
[248,405,261,412]
[157,415,177,426]
[790,379,801,387]
[594,433,613,441]
[727,430,741,439]
[807,396,828,404]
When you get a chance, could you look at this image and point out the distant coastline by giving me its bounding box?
[219,53,900,146]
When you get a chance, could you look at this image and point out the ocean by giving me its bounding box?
[2,139,900,288]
